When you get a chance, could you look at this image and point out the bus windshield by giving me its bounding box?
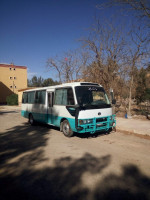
[75,86,110,108]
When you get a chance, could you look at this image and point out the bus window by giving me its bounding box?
[55,88,74,105]
[35,90,46,104]
[22,92,28,103]
[28,92,35,104]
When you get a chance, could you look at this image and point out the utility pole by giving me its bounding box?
[13,80,14,93]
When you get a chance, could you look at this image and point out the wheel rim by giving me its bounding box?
[63,122,69,135]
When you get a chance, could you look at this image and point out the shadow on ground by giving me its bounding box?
[74,131,111,139]
[0,122,50,173]
[94,164,150,200]
[0,123,150,200]
[0,154,150,200]
[0,110,19,115]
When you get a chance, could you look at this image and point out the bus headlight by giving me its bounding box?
[79,119,93,125]
[79,120,84,125]
[87,119,93,124]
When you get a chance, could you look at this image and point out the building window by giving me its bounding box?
[10,86,12,88]
[15,86,17,89]
[9,68,12,70]
[10,77,13,80]
[13,68,16,71]
[14,77,16,80]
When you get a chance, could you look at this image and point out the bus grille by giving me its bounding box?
[96,118,107,123]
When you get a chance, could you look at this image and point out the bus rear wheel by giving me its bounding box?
[62,120,73,137]
[29,114,34,125]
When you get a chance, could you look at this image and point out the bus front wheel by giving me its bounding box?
[62,120,73,137]
[29,114,34,125]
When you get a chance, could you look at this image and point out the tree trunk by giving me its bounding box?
[128,74,133,116]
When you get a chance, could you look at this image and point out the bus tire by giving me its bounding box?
[29,114,34,125]
[62,120,73,137]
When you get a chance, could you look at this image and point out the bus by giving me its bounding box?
[21,82,116,137]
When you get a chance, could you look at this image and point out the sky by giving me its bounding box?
[0,0,134,80]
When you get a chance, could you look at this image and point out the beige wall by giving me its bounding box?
[18,90,23,106]
[0,64,27,103]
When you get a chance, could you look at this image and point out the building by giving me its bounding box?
[0,63,27,104]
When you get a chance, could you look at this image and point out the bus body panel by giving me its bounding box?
[21,103,48,123]
[47,105,75,127]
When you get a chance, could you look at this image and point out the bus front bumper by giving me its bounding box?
[76,115,116,134]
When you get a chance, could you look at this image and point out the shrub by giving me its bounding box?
[6,94,18,105]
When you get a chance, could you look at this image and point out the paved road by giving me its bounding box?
[0,108,150,200]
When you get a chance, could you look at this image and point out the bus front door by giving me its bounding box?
[47,92,53,124]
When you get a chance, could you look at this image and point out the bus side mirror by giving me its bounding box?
[112,99,116,105]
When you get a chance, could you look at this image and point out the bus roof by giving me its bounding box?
[23,82,102,92]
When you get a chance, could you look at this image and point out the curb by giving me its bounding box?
[116,128,150,140]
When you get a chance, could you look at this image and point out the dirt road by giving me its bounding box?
[0,107,150,200]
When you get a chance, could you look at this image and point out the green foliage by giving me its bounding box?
[42,78,59,87]
[28,76,59,87]
[6,94,18,105]
[145,88,150,100]
[135,67,150,104]
[28,76,44,87]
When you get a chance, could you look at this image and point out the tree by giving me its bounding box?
[28,76,44,87]
[124,25,149,116]
[96,0,150,115]
[80,18,126,95]
[6,94,18,105]
[145,65,150,88]
[97,0,150,20]
[46,49,89,83]
[42,78,59,87]
[28,76,59,87]
[97,0,150,41]
[135,66,150,104]
[135,68,147,104]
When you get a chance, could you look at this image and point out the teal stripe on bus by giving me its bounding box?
[21,110,76,131]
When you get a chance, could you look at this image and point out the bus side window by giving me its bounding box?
[35,90,46,104]
[22,92,28,103]
[48,92,53,107]
[28,91,35,104]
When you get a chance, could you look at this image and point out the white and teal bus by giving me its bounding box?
[21,82,116,137]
